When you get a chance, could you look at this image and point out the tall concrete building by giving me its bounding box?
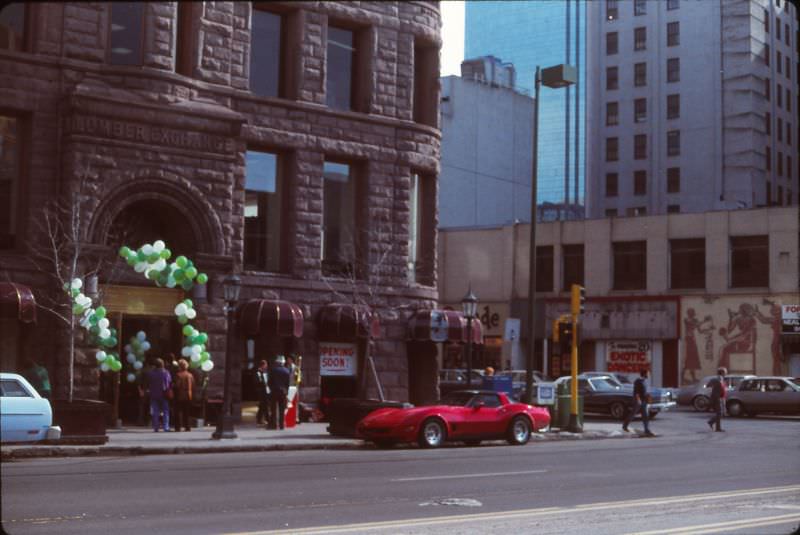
[439,57,535,229]
[586,0,799,218]
[465,0,586,220]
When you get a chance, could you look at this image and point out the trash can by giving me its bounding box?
[554,382,584,429]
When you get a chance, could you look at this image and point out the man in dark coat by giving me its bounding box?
[268,356,291,430]
[622,368,655,437]
[255,360,270,426]
[707,367,727,432]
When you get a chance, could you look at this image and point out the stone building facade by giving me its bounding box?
[0,1,443,415]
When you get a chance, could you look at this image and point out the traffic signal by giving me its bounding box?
[559,320,573,354]
[571,284,585,316]
[553,319,561,343]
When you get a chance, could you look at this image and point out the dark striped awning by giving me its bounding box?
[238,299,304,338]
[407,309,483,344]
[0,282,37,324]
[318,304,380,342]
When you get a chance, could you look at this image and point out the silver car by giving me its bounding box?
[677,375,755,411]
[726,377,800,417]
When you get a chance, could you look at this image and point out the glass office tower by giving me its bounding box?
[465,0,585,220]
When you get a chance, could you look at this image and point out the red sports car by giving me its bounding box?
[356,390,551,448]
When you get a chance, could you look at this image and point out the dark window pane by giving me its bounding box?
[634,135,647,160]
[634,62,646,86]
[535,246,554,292]
[562,244,584,291]
[667,58,680,82]
[110,2,144,65]
[607,66,618,90]
[667,167,680,193]
[606,0,618,20]
[670,238,705,289]
[635,97,646,122]
[613,241,646,290]
[634,27,646,51]
[244,151,284,272]
[323,161,357,275]
[326,26,354,110]
[0,115,19,249]
[667,21,679,46]
[606,32,618,55]
[606,101,618,125]
[730,236,768,287]
[250,10,283,97]
[667,130,680,156]
[606,137,618,161]
[0,3,26,52]
[667,94,680,119]
[634,0,646,16]
[634,170,646,195]
[667,204,680,213]
[605,173,618,197]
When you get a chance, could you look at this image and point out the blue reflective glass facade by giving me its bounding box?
[465,0,585,219]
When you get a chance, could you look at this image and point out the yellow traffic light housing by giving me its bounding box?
[571,284,585,316]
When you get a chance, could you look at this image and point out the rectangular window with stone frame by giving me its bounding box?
[634,0,646,16]
[175,2,196,77]
[730,236,769,288]
[634,170,646,195]
[322,160,365,277]
[408,171,435,286]
[244,150,289,273]
[667,57,680,83]
[613,241,647,290]
[562,244,584,291]
[109,1,145,66]
[634,62,646,86]
[634,134,647,160]
[607,101,619,126]
[414,39,439,127]
[667,94,680,119]
[0,2,31,52]
[326,24,371,113]
[667,167,680,193]
[606,0,618,21]
[536,246,554,292]
[667,21,679,47]
[667,130,680,156]
[607,32,618,55]
[606,137,619,161]
[249,8,289,98]
[0,114,24,250]
[670,238,705,289]
[634,27,646,51]
[607,66,619,90]
[634,97,646,122]
[605,172,618,197]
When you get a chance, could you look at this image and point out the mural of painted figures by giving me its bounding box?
[680,297,787,384]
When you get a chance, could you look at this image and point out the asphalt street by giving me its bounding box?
[2,409,799,535]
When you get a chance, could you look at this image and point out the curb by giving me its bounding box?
[1,430,638,460]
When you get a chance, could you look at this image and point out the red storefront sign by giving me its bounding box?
[606,341,651,373]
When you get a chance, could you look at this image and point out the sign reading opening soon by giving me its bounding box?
[319,342,357,376]
[606,341,651,373]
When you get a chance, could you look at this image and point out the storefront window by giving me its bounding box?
[322,160,360,277]
[244,150,285,272]
[0,115,20,249]
[109,2,144,66]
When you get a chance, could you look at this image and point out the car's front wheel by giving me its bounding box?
[418,418,446,448]
[692,395,710,412]
[610,402,627,420]
[507,416,531,445]
[726,400,744,417]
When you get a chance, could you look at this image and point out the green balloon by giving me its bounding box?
[198,333,208,344]
[119,246,130,258]
[95,306,106,319]
[200,351,210,361]
[111,360,122,372]
[178,316,187,325]
[176,256,188,268]
[196,273,208,285]
[89,314,98,325]
[137,250,147,261]
[73,304,84,315]
[183,299,193,307]
[148,253,160,263]
[185,267,198,280]
[160,249,171,260]
[173,269,184,282]
[180,280,193,291]
[70,288,80,298]
[182,325,193,336]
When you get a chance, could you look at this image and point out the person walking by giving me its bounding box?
[21,358,51,399]
[255,360,271,426]
[174,359,195,432]
[268,356,290,430]
[622,369,655,437]
[707,367,728,432]
[147,358,172,432]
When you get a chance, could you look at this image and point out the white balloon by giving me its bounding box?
[141,244,154,255]
[126,353,137,364]
[141,341,151,351]
[185,308,197,319]
[174,303,187,316]
[191,353,201,362]
[153,240,165,253]
[134,261,148,273]
[100,328,111,339]
[124,344,132,353]
[191,344,202,355]
[96,351,107,362]
[98,318,110,329]
[133,360,143,370]
[136,331,146,342]
[71,278,82,289]
[126,373,137,383]
[166,277,176,288]
[100,362,110,372]
[201,360,214,372]
[153,258,166,271]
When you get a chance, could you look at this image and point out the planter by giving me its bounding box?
[325,398,408,437]
[51,399,111,444]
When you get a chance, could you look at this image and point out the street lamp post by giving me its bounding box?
[462,287,478,388]
[524,64,577,405]
[212,273,241,440]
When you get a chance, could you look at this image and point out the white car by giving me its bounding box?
[0,372,61,443]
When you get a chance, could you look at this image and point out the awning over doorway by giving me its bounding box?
[239,299,304,338]
[407,309,483,344]
[0,282,37,323]
[317,304,380,341]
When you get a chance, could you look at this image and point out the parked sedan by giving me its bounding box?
[0,373,61,443]
[725,376,800,417]
[676,375,755,411]
[554,374,676,420]
[356,390,550,448]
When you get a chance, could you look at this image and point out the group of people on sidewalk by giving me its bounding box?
[255,355,300,430]
[622,366,729,436]
[143,357,195,432]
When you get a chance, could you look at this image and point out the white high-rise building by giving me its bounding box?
[586,0,798,218]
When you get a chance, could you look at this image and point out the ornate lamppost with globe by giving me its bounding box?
[212,273,241,440]
[462,287,478,388]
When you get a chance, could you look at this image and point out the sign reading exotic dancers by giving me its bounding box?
[606,341,651,373]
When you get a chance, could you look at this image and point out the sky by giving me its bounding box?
[440,1,465,76]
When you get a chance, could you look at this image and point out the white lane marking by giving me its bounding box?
[391,469,547,482]
[628,513,800,535]
[226,484,800,535]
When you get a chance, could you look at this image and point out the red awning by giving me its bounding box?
[318,304,380,341]
[407,309,483,344]
[238,299,304,338]
[0,282,37,324]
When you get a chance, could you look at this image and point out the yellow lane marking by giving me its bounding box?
[628,513,800,535]
[226,484,800,535]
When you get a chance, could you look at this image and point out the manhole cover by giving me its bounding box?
[420,498,483,507]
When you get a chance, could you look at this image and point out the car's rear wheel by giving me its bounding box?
[610,402,627,420]
[726,400,744,417]
[506,416,531,445]
[692,395,710,412]
[418,418,446,448]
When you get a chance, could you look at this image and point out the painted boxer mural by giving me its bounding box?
[680,296,789,384]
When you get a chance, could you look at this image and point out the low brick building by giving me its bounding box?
[0,1,448,418]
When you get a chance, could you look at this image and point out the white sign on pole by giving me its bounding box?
[504,318,520,341]
[319,342,357,376]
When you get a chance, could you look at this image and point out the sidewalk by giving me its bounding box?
[1,421,640,460]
